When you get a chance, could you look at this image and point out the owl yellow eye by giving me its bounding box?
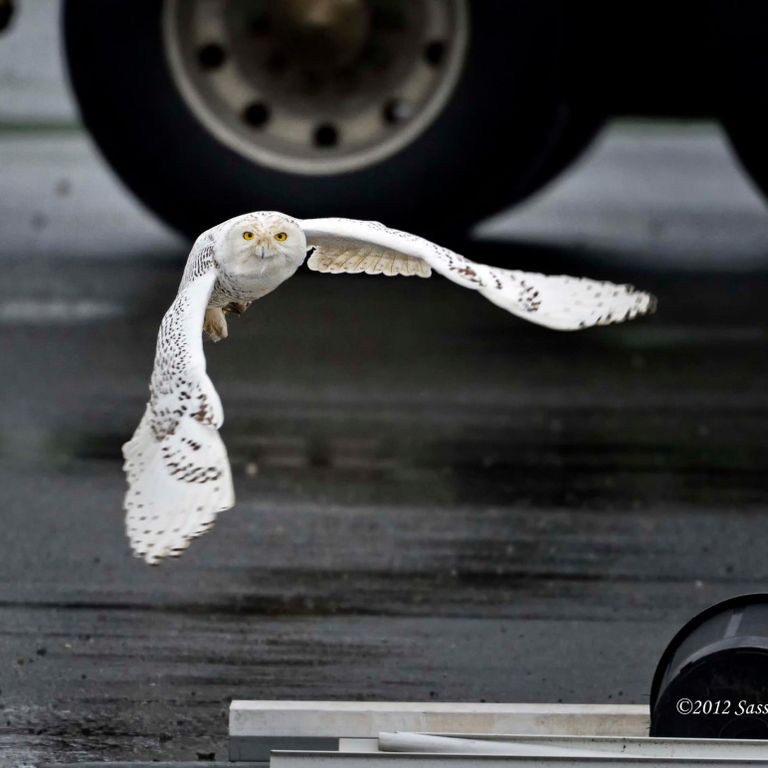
[243,231,255,241]
[274,232,288,242]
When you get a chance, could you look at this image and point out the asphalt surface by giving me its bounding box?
[3,126,768,765]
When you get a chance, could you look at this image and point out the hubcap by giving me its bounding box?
[164,0,468,174]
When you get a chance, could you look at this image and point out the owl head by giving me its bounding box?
[218,211,306,276]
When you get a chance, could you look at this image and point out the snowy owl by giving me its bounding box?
[123,211,656,564]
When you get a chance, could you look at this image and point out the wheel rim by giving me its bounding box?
[163,0,468,175]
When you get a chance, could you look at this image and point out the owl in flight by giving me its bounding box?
[123,211,656,564]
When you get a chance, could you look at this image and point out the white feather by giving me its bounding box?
[122,253,235,565]
[301,218,656,330]
[306,234,432,278]
[122,211,657,567]
[123,414,233,564]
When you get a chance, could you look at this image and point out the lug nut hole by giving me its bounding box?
[383,99,413,125]
[198,43,226,70]
[243,102,271,129]
[424,40,446,67]
[314,124,339,148]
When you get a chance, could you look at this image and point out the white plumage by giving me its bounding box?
[123,211,656,564]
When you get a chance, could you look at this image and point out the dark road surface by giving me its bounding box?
[3,243,768,764]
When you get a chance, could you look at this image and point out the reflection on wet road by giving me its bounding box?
[2,247,768,762]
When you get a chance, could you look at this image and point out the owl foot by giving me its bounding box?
[222,301,251,316]
[203,307,228,342]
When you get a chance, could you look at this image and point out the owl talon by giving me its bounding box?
[203,307,228,342]
[222,301,251,316]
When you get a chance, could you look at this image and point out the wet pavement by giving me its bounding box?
[3,127,768,765]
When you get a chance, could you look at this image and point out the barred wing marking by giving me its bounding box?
[122,247,234,564]
[302,217,656,330]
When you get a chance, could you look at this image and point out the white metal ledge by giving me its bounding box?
[270,752,768,768]
[229,701,650,739]
[229,701,650,763]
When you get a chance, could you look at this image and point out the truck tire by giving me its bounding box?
[64,0,574,243]
[710,1,768,202]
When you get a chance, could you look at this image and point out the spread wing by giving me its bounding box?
[122,241,234,565]
[301,218,656,330]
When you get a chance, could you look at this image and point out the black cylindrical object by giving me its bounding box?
[651,594,768,739]
[0,0,14,32]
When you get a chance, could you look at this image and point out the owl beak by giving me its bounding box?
[257,235,271,259]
